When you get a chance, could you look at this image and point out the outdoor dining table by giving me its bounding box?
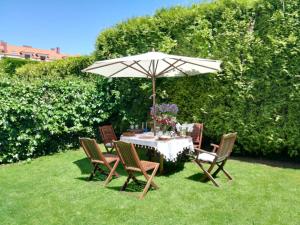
[120,132,194,173]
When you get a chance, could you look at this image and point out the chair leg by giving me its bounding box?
[89,163,98,180]
[212,160,227,177]
[212,161,233,180]
[104,145,111,153]
[200,163,214,181]
[212,165,222,178]
[194,160,220,187]
[142,167,159,190]
[104,159,120,186]
[132,175,141,185]
[140,165,159,199]
[221,168,233,180]
[121,173,132,191]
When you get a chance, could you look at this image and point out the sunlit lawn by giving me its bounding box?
[0,148,299,225]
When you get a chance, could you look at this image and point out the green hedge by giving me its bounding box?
[94,0,300,158]
[0,75,109,163]
[0,57,38,75]
[1,0,299,163]
[16,56,94,78]
[95,78,152,132]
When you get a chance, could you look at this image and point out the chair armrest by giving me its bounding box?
[194,148,217,156]
[210,144,219,152]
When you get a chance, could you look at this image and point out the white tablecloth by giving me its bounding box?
[120,132,194,161]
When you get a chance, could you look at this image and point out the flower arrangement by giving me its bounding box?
[150,103,178,132]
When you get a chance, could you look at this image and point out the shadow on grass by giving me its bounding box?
[106,180,157,198]
[162,161,185,176]
[138,148,187,176]
[75,174,107,182]
[73,157,127,175]
[73,157,91,174]
[107,180,145,192]
[186,173,211,184]
[231,156,300,169]
[73,157,134,184]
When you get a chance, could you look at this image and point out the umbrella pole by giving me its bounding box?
[152,75,156,136]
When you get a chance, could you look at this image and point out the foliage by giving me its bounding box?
[1,0,299,162]
[0,76,108,163]
[95,78,152,132]
[15,56,94,78]
[0,57,38,75]
[94,0,300,158]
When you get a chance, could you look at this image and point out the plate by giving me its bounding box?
[128,129,144,134]
[122,132,136,137]
[138,135,155,139]
[158,135,171,141]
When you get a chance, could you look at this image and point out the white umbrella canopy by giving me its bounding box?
[83,51,221,78]
[82,51,222,134]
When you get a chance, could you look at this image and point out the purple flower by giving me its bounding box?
[150,103,178,116]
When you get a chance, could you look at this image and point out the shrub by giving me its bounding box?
[95,78,152,132]
[0,57,38,75]
[93,0,300,158]
[1,0,299,162]
[16,56,94,78]
[0,76,108,163]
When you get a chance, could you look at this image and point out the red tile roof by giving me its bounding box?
[0,41,72,61]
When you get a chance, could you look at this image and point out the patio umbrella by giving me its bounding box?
[82,51,222,134]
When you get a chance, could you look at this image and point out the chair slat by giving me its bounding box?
[114,141,159,199]
[114,141,140,169]
[79,137,120,186]
[191,123,203,148]
[99,125,117,144]
[99,125,118,153]
[217,133,237,159]
[193,132,237,187]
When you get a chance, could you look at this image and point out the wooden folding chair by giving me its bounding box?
[79,138,120,186]
[114,141,159,199]
[193,132,237,187]
[99,125,118,153]
[191,123,203,149]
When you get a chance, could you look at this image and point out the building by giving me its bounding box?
[0,41,71,61]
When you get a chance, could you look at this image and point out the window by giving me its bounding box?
[40,56,46,61]
[24,54,31,59]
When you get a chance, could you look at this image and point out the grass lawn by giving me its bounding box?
[0,148,299,225]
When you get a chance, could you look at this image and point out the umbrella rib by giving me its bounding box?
[170,58,220,71]
[83,61,123,72]
[156,59,181,77]
[153,60,159,75]
[120,62,150,76]
[156,61,186,77]
[162,59,189,76]
[134,60,152,77]
[148,60,153,75]
[108,62,137,77]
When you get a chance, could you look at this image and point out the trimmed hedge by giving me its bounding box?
[0,0,299,163]
[0,57,38,75]
[94,0,300,158]
[0,76,108,163]
[16,56,94,78]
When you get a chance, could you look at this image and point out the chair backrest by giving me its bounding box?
[79,138,106,163]
[114,141,142,172]
[99,125,117,144]
[191,123,203,148]
[216,133,237,162]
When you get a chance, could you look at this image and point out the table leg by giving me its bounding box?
[159,154,164,174]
